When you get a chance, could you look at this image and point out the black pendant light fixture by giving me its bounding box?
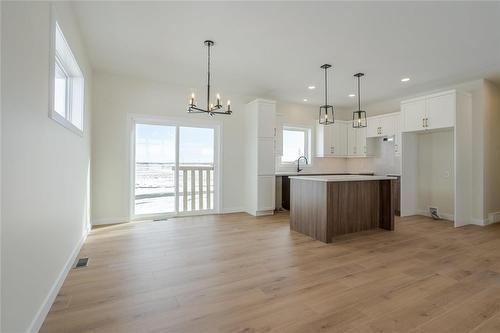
[319,64,334,125]
[188,40,232,116]
[352,73,367,128]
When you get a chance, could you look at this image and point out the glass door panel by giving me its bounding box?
[178,126,215,212]
[134,124,176,215]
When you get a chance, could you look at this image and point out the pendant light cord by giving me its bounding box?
[357,75,361,111]
[324,67,328,106]
[207,43,211,110]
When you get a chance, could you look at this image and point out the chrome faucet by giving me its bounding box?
[297,155,308,172]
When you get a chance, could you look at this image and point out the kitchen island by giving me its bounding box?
[289,175,396,243]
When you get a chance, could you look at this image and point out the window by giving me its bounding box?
[49,21,84,134]
[281,126,311,163]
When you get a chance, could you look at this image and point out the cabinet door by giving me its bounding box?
[316,124,334,157]
[394,114,401,157]
[257,102,276,138]
[257,176,275,211]
[401,99,426,132]
[380,115,395,137]
[426,92,455,130]
[315,124,327,157]
[257,138,275,175]
[330,122,345,156]
[366,117,380,138]
[347,125,358,156]
[337,122,348,156]
[356,127,367,156]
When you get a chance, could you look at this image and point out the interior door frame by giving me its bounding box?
[128,113,222,221]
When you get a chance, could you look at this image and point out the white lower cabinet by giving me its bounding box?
[257,176,275,212]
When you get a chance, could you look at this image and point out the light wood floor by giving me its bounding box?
[41,212,500,333]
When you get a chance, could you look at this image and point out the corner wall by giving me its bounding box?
[1,2,92,332]
[484,80,500,222]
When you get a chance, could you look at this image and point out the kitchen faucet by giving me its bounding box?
[297,155,308,173]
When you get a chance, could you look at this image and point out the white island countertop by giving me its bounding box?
[289,175,397,182]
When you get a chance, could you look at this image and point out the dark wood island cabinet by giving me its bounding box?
[289,175,396,243]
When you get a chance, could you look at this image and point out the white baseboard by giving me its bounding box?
[470,218,488,226]
[27,226,89,333]
[415,209,454,221]
[245,209,275,217]
[221,207,245,214]
[92,217,129,226]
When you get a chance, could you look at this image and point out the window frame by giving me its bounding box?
[48,11,85,136]
[280,125,312,166]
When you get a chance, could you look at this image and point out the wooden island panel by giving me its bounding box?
[290,178,394,243]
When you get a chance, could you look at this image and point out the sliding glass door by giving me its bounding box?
[135,124,176,215]
[133,120,218,218]
[178,126,215,212]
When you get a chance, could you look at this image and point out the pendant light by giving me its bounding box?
[319,64,334,125]
[188,40,232,116]
[352,73,367,128]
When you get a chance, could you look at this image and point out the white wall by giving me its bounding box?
[1,2,92,332]
[91,71,249,223]
[0,2,3,329]
[484,80,500,220]
[417,130,455,218]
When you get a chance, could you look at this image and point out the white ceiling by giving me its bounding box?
[72,1,500,109]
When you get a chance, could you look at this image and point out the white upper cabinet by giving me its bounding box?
[394,113,402,157]
[367,114,397,138]
[332,122,348,156]
[426,92,455,130]
[402,99,426,132]
[316,121,348,157]
[356,126,368,156]
[347,125,369,157]
[401,90,456,133]
[257,101,276,138]
[366,118,379,138]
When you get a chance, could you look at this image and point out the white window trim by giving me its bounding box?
[280,124,313,167]
[48,7,84,137]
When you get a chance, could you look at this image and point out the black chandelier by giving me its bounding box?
[352,73,367,128]
[319,64,334,125]
[188,40,231,116]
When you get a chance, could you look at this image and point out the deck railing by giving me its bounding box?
[178,165,214,212]
[134,163,214,215]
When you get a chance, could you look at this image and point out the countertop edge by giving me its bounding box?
[289,175,397,182]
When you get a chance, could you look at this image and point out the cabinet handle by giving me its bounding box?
[425,118,429,128]
[422,118,425,128]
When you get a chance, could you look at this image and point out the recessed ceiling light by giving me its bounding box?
[308,85,316,90]
[348,94,356,98]
[303,98,308,102]
[401,77,410,82]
